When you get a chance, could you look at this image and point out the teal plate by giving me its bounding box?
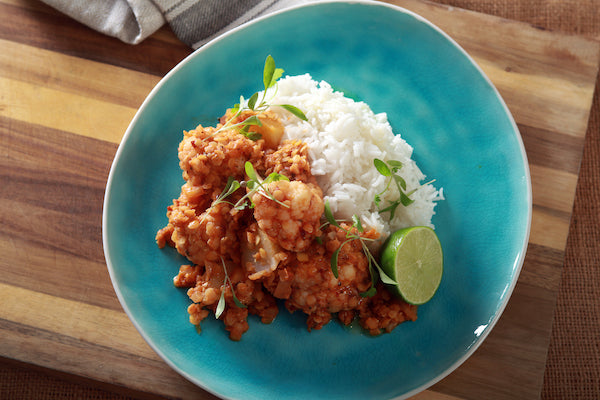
[103,1,531,399]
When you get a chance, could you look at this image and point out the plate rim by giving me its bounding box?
[102,1,533,399]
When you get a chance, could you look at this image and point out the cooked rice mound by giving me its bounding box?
[156,76,442,340]
[269,74,443,236]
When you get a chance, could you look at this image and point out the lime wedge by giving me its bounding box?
[380,226,443,305]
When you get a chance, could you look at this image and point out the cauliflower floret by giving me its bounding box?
[251,180,324,252]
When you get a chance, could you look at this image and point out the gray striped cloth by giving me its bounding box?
[41,0,313,49]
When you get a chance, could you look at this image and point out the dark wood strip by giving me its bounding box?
[519,242,565,291]
[0,238,122,311]
[0,318,150,363]
[0,115,113,255]
[0,357,141,400]
[432,281,557,399]
[0,2,191,77]
[1,116,115,186]
[0,357,160,400]
[0,319,217,399]
[519,124,585,175]
[0,117,121,309]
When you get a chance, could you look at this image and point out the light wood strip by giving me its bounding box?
[0,77,134,143]
[0,38,159,109]
[529,207,571,250]
[530,164,578,214]
[0,283,158,361]
[475,57,594,138]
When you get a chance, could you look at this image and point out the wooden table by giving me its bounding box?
[1,0,599,399]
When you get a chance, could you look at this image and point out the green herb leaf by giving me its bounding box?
[374,194,381,207]
[271,68,284,88]
[263,55,276,89]
[352,215,364,232]
[374,158,391,177]
[387,160,403,169]
[379,203,394,213]
[230,285,246,309]
[360,286,377,298]
[243,131,262,141]
[214,176,240,204]
[215,290,226,318]
[359,255,379,297]
[244,115,262,127]
[222,175,236,192]
[400,192,414,207]
[379,201,400,217]
[331,246,341,279]
[264,172,289,184]
[279,104,308,121]
[393,174,407,191]
[244,161,257,181]
[263,55,284,89]
[376,265,398,285]
[217,257,247,318]
[324,201,341,229]
[234,201,248,211]
[248,92,259,110]
[388,202,399,219]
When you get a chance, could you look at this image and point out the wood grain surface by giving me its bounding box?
[1,0,599,399]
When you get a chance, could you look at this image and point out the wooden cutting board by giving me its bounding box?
[1,0,598,399]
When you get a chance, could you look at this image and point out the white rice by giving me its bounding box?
[264,74,444,239]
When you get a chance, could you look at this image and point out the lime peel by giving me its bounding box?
[379,226,443,305]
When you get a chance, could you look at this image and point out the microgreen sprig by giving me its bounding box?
[374,158,435,221]
[210,55,307,140]
[213,176,241,207]
[373,159,413,221]
[233,162,290,210]
[197,163,290,217]
[196,176,241,226]
[324,201,397,297]
[215,257,247,319]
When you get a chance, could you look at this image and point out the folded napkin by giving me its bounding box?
[41,0,313,48]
